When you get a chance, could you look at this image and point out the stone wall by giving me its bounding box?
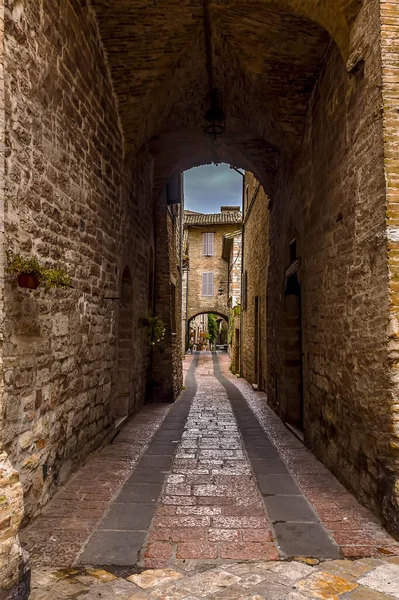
[1,0,161,525]
[380,0,399,533]
[0,2,30,597]
[229,234,242,309]
[227,234,242,374]
[241,174,269,390]
[267,0,398,533]
[151,192,183,402]
[182,268,188,351]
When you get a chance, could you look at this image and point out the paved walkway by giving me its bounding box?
[29,558,399,599]
[24,352,399,599]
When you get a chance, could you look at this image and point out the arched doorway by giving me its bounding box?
[281,272,303,432]
[187,311,229,351]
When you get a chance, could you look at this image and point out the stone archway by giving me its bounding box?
[188,310,229,323]
[188,311,229,351]
[3,2,399,595]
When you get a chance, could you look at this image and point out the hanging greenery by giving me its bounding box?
[6,251,72,291]
[228,304,241,347]
[208,313,218,344]
[141,315,166,346]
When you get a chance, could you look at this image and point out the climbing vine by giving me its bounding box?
[228,304,241,348]
[141,315,166,346]
[207,313,218,344]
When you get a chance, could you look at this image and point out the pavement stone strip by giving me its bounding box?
[24,352,399,598]
[29,559,399,599]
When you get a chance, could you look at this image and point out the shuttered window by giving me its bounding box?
[202,233,214,256]
[202,272,214,296]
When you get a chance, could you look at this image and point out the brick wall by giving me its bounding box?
[1,0,163,526]
[380,0,399,533]
[0,2,30,596]
[267,0,398,534]
[229,235,242,308]
[241,174,269,390]
[151,192,183,402]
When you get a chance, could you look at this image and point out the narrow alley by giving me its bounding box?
[25,353,399,599]
[3,1,399,598]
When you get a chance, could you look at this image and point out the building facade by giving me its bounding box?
[182,207,242,349]
[241,173,270,391]
[222,230,242,372]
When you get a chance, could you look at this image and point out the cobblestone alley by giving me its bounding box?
[24,353,399,599]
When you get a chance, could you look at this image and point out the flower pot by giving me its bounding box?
[18,273,39,290]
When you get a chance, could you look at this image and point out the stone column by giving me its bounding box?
[0,2,30,598]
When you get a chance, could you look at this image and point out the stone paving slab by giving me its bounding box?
[20,358,197,567]
[142,353,279,568]
[28,558,399,599]
[212,352,341,561]
[217,352,399,559]
[77,356,199,567]
[23,351,399,579]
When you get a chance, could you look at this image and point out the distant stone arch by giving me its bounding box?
[188,309,229,323]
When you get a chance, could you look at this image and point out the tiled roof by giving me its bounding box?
[184,210,242,225]
[224,230,242,239]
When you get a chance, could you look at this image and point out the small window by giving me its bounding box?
[202,272,214,296]
[203,233,214,256]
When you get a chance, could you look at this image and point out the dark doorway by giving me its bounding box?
[282,273,303,430]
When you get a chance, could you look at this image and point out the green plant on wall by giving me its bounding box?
[228,303,241,349]
[141,315,166,346]
[232,304,241,317]
[208,313,218,344]
[6,250,72,291]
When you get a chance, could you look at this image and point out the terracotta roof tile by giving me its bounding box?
[184,210,242,225]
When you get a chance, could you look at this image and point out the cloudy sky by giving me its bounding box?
[184,163,243,213]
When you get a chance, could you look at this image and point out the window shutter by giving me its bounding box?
[203,233,208,256]
[208,272,214,296]
[202,272,207,296]
[208,233,214,256]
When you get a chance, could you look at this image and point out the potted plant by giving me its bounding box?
[141,315,166,346]
[6,251,72,291]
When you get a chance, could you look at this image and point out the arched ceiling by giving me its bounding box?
[147,127,277,198]
[90,0,361,179]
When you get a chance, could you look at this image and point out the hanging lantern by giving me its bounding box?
[204,89,225,139]
[203,0,226,140]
